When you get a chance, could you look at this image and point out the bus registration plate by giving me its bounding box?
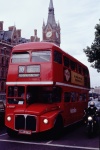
[19,130,32,135]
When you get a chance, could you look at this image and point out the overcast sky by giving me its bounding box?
[0,0,100,88]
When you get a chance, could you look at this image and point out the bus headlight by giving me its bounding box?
[7,116,11,121]
[43,119,49,124]
[88,116,92,121]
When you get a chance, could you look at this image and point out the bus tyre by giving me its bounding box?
[7,127,17,137]
[52,116,63,139]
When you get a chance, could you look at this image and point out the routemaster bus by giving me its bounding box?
[5,42,90,137]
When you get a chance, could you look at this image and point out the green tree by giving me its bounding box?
[83,20,100,72]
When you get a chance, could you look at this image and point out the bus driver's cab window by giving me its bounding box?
[25,86,62,104]
[7,86,25,104]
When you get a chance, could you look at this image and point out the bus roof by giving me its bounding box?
[12,42,88,69]
[13,42,58,51]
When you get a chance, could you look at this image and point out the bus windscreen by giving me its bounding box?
[11,52,30,63]
[32,50,51,62]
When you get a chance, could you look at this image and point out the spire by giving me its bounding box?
[42,19,45,29]
[49,0,53,9]
[58,21,60,28]
[47,0,57,27]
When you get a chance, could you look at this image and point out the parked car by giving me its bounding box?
[0,100,5,126]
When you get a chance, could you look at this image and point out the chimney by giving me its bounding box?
[16,29,21,37]
[34,29,37,36]
[0,21,3,30]
[30,36,34,42]
[30,29,40,42]
[9,26,14,31]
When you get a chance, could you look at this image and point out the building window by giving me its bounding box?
[1,57,4,65]
[4,68,6,78]
[1,68,3,77]
[1,49,5,54]
[6,57,9,66]
[0,56,2,64]
[0,82,1,92]
[1,82,4,91]
[6,50,10,55]
[0,68,1,77]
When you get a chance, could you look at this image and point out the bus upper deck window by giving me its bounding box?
[54,50,62,64]
[11,52,30,63]
[78,65,82,74]
[32,50,51,62]
[70,60,76,71]
[64,56,70,68]
[83,68,89,76]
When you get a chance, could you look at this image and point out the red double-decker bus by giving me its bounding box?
[5,42,90,137]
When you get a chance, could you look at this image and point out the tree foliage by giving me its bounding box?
[83,20,100,72]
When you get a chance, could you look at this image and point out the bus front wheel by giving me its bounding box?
[6,127,17,137]
[52,116,63,139]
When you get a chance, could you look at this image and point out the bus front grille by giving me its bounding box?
[15,115,36,132]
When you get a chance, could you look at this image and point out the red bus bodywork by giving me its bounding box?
[5,42,90,136]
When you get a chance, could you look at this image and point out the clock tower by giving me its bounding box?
[42,0,61,47]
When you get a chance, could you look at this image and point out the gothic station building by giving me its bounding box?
[42,0,61,47]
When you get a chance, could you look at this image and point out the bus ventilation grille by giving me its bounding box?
[15,115,36,131]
